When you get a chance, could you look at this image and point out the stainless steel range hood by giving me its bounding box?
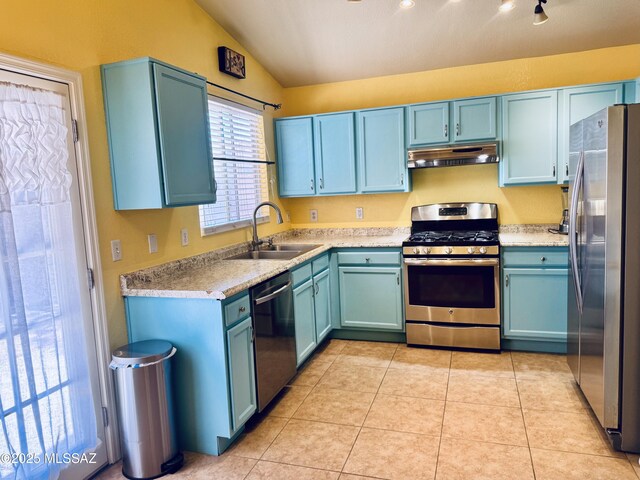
[407,143,499,169]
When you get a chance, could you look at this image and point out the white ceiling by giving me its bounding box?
[195,0,640,88]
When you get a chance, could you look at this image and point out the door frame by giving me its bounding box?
[0,52,120,463]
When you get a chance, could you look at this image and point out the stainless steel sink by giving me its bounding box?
[261,243,322,253]
[227,244,322,261]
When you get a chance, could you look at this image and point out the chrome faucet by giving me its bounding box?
[252,201,283,250]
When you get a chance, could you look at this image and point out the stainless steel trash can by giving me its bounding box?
[110,340,183,480]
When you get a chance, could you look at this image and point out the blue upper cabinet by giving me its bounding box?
[452,97,497,142]
[275,117,315,197]
[313,113,357,195]
[558,83,623,183]
[101,58,216,210]
[407,102,449,146]
[500,90,558,186]
[357,107,408,193]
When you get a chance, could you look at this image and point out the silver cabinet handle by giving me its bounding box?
[319,178,324,189]
[365,257,371,263]
[541,256,547,262]
[553,165,556,177]
[397,274,400,285]
[565,164,569,177]
[310,179,314,191]
[444,124,448,137]
[250,325,255,343]
[315,283,319,295]
[456,123,460,136]
[400,173,404,186]
[505,274,509,287]
[239,306,246,313]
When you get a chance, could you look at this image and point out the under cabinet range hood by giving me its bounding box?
[407,143,499,169]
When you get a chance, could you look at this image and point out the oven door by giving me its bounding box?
[403,257,500,325]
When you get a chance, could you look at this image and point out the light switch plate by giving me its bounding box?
[356,207,364,220]
[180,228,189,246]
[310,209,318,222]
[110,240,122,262]
[148,234,158,254]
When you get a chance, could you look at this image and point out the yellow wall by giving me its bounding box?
[282,45,640,227]
[1,0,287,349]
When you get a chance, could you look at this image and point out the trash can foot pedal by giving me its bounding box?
[162,452,184,475]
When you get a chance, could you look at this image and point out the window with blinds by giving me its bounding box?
[199,97,270,235]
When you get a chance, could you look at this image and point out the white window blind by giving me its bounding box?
[199,97,270,235]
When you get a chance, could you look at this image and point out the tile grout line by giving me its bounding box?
[338,343,399,476]
[433,351,453,480]
[511,351,537,480]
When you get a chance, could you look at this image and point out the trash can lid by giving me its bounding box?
[111,340,173,367]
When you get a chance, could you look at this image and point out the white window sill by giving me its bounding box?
[200,215,270,237]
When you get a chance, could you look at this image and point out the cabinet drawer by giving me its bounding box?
[312,254,330,274]
[502,248,568,268]
[224,294,251,327]
[292,263,313,287]
[337,252,401,266]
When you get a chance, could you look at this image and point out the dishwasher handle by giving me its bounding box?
[254,281,292,305]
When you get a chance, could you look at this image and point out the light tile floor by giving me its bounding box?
[95,339,640,480]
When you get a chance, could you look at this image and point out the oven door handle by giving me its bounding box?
[403,258,499,267]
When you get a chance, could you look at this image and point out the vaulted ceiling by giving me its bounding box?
[195,0,640,87]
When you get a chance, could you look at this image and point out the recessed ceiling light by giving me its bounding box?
[499,0,515,12]
[533,0,549,25]
[399,0,415,9]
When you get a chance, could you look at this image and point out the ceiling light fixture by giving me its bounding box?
[533,0,549,25]
[499,0,515,12]
[399,0,415,9]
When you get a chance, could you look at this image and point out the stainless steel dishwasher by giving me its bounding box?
[250,271,297,412]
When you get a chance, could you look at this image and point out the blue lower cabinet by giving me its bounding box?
[124,293,255,456]
[313,268,332,343]
[501,246,569,353]
[293,278,318,366]
[226,317,257,432]
[338,266,403,330]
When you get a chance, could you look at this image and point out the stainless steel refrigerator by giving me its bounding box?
[568,103,640,452]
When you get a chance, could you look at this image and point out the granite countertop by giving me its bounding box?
[499,224,569,247]
[121,225,568,300]
[121,228,409,300]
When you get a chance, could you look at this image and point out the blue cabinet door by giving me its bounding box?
[501,91,558,186]
[153,63,216,207]
[559,83,623,183]
[453,97,497,142]
[314,113,357,195]
[357,108,408,193]
[338,266,403,330]
[313,268,332,343]
[502,267,568,341]
[293,278,317,366]
[407,102,449,146]
[275,117,315,197]
[226,316,257,432]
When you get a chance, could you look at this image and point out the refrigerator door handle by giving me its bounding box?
[569,150,585,315]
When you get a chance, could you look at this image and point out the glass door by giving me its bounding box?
[0,70,107,480]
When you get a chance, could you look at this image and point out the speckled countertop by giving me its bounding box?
[121,225,568,300]
[499,224,569,247]
[121,228,409,300]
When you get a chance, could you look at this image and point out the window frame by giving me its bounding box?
[199,96,271,236]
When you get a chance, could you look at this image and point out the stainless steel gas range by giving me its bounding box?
[402,203,501,350]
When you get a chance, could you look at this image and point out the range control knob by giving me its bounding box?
[467,247,476,254]
[479,247,487,254]
[413,248,419,254]
[444,247,453,255]
[424,247,431,254]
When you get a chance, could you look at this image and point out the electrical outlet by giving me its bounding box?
[148,234,158,254]
[356,207,364,220]
[110,240,122,262]
[310,209,318,222]
[180,228,189,246]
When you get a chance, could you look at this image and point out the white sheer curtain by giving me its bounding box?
[0,82,96,479]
